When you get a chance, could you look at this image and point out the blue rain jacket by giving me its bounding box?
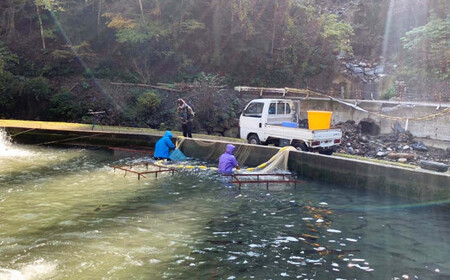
[154,131,175,159]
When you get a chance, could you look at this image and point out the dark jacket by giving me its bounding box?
[177,101,195,124]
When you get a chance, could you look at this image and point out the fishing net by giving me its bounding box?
[169,137,189,161]
[177,136,296,173]
[246,146,297,173]
[169,149,188,161]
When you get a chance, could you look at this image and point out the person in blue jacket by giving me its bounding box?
[154,131,175,160]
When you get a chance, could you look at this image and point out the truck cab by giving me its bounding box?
[239,99,341,155]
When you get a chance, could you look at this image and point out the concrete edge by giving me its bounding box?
[179,138,450,203]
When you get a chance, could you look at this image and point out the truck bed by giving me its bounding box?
[266,124,341,141]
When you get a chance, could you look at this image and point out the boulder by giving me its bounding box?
[419,160,449,172]
[411,141,428,152]
[387,153,415,160]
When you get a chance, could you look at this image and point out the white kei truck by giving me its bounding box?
[239,99,342,155]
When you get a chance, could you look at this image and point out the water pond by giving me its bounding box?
[0,143,448,279]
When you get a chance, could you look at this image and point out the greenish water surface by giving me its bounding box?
[0,143,448,279]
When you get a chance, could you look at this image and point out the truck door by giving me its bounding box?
[240,101,265,140]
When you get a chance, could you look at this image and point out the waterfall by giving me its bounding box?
[0,128,31,157]
[0,128,12,155]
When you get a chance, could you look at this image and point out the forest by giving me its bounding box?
[0,0,448,133]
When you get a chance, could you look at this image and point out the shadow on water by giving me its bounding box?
[4,170,224,240]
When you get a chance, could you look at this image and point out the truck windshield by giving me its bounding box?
[243,102,264,117]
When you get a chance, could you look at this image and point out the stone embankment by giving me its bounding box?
[336,120,449,172]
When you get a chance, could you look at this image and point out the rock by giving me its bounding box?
[398,158,408,163]
[346,143,352,147]
[402,145,410,150]
[347,147,355,155]
[419,160,449,172]
[359,135,369,142]
[392,122,405,134]
[353,67,363,74]
[387,153,415,160]
[364,68,375,76]
[376,151,387,157]
[375,65,384,75]
[411,141,428,152]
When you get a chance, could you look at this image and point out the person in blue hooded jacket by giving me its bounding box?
[154,131,175,160]
[218,144,240,174]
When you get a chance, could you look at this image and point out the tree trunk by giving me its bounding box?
[270,1,279,58]
[137,0,144,20]
[35,3,46,49]
[179,0,184,32]
[5,8,16,42]
[97,0,102,29]
[212,0,222,66]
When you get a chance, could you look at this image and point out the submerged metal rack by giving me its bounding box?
[222,173,304,190]
[111,162,176,180]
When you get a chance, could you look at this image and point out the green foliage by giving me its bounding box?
[2,0,448,124]
[320,14,354,55]
[0,72,15,117]
[23,77,51,101]
[134,91,161,124]
[381,86,397,100]
[0,41,18,74]
[49,91,83,120]
[400,15,450,82]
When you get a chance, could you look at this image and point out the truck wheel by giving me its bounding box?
[248,135,261,145]
[293,142,308,151]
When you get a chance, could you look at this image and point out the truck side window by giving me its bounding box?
[269,103,276,114]
[286,103,291,114]
[243,102,264,117]
[276,102,285,115]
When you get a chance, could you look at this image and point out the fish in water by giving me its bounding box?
[94,204,109,212]
[205,240,243,245]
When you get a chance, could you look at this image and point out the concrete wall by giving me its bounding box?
[180,138,450,203]
[288,151,449,202]
[7,126,449,203]
[298,98,450,145]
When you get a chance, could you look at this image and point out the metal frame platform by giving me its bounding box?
[222,173,304,190]
[111,162,176,180]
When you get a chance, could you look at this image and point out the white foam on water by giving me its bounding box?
[327,229,342,233]
[0,259,58,280]
[0,129,33,158]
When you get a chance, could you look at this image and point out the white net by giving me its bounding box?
[243,146,297,173]
[176,136,296,174]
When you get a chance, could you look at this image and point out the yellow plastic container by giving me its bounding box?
[307,111,332,130]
